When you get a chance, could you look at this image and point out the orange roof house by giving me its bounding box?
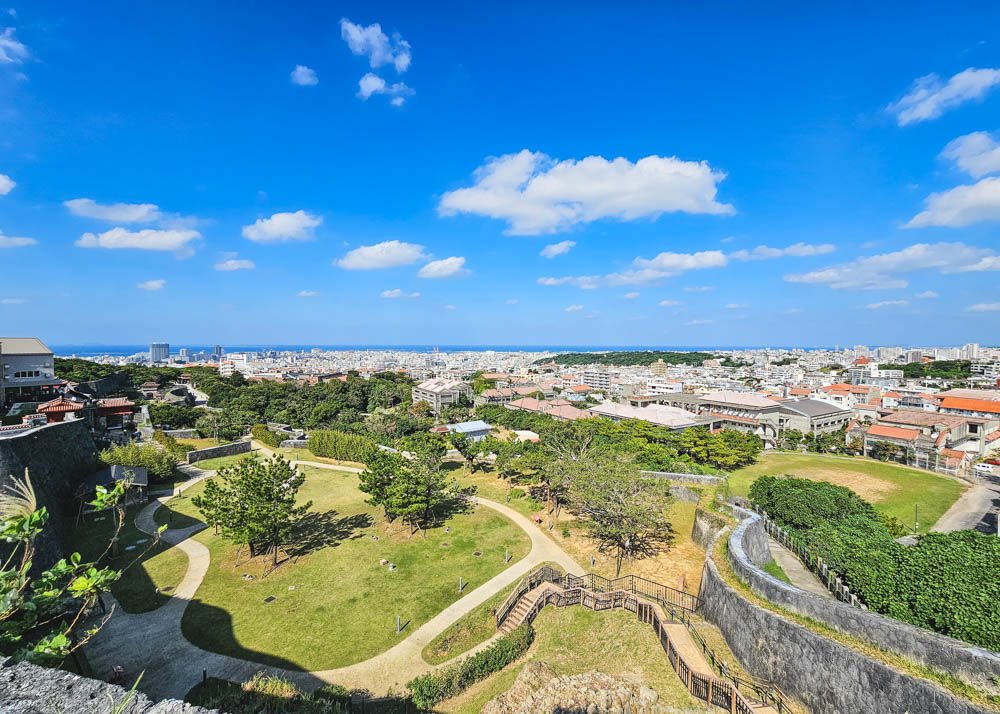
[36,396,85,423]
[866,424,919,441]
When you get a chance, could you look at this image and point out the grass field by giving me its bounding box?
[193,452,260,471]
[437,606,712,713]
[177,437,226,450]
[70,505,188,613]
[275,447,365,469]
[169,465,531,671]
[728,453,966,533]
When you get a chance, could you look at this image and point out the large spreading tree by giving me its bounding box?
[567,454,676,576]
[191,454,312,568]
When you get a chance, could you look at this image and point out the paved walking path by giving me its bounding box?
[84,458,580,701]
[767,538,832,598]
[931,473,1000,534]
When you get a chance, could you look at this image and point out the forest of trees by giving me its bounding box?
[899,360,972,380]
[53,358,187,388]
[534,350,715,367]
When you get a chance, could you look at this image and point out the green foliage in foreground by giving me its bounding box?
[407,622,535,708]
[99,442,178,483]
[536,350,714,367]
[750,475,1000,650]
[153,429,194,458]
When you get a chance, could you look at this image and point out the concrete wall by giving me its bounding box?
[0,419,98,568]
[186,440,250,464]
[639,470,722,486]
[726,509,1000,693]
[699,559,995,714]
[0,657,215,713]
[690,507,728,551]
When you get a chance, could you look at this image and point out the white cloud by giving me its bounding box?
[863,300,908,309]
[380,288,420,299]
[76,227,200,254]
[136,279,165,291]
[357,72,413,105]
[337,240,426,270]
[290,65,318,86]
[443,304,456,310]
[242,210,321,242]
[725,303,748,309]
[967,302,1000,312]
[1,297,26,304]
[417,256,468,279]
[941,131,1000,178]
[565,304,584,312]
[906,177,1000,228]
[684,319,712,326]
[537,275,601,290]
[540,240,576,258]
[64,198,161,223]
[438,150,733,235]
[215,253,255,271]
[0,174,14,195]
[604,250,729,286]
[730,242,836,261]
[340,19,411,73]
[0,231,36,248]
[658,299,682,306]
[784,242,999,290]
[914,290,939,299]
[506,298,519,305]
[623,292,640,299]
[888,67,1000,126]
[0,26,28,64]
[297,290,320,297]
[684,286,714,293]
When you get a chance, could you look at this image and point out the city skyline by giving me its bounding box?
[3,3,1000,345]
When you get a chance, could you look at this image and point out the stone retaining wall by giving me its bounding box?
[163,429,199,439]
[667,483,700,503]
[0,419,97,569]
[639,470,721,486]
[0,657,215,713]
[279,439,309,449]
[727,508,1000,693]
[186,440,251,464]
[699,558,994,714]
[690,507,728,551]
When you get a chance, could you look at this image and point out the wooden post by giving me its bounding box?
[707,679,713,703]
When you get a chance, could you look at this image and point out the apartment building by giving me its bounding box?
[411,378,472,414]
[0,338,62,409]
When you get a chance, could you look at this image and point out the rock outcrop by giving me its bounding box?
[482,661,708,714]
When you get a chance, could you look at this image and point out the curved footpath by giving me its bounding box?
[84,459,580,701]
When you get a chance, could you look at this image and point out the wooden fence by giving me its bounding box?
[496,565,702,629]
[517,584,792,714]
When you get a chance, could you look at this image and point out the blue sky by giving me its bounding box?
[2,2,1000,347]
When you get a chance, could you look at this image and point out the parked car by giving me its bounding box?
[975,463,994,474]
[986,459,1000,466]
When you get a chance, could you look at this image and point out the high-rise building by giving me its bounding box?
[906,349,924,364]
[150,342,169,363]
[962,343,980,360]
[212,345,223,358]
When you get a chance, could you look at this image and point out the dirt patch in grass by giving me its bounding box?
[792,467,899,501]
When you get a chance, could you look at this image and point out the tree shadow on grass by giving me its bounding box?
[289,510,373,558]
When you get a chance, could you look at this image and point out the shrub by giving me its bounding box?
[251,424,285,449]
[509,488,525,499]
[749,475,1000,650]
[307,429,376,462]
[99,442,178,483]
[153,429,193,458]
[407,623,534,708]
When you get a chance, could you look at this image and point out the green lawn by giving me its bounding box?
[174,465,531,671]
[68,505,188,613]
[728,453,966,533]
[448,463,546,518]
[423,562,564,665]
[438,606,711,713]
[193,452,260,471]
[177,437,228,450]
[275,447,365,469]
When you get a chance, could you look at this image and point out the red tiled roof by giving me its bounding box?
[37,396,85,413]
[986,431,1000,443]
[96,397,135,408]
[939,397,1000,415]
[867,424,919,441]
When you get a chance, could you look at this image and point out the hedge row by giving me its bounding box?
[406,622,534,708]
[307,429,376,462]
[250,424,285,449]
[750,475,1000,651]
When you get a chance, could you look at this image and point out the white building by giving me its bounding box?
[411,378,472,414]
[0,338,61,409]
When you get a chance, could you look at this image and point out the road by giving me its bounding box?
[931,471,1000,535]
